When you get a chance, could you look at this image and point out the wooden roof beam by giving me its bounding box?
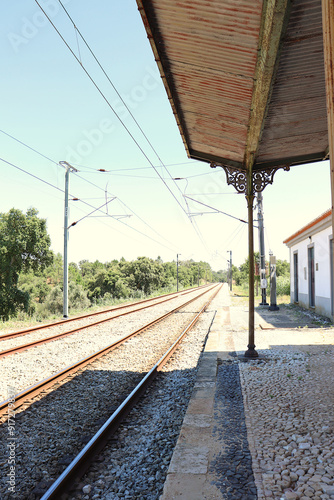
[244,0,292,172]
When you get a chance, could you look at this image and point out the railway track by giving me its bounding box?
[0,284,218,418]
[0,285,209,343]
[0,283,221,500]
[0,284,212,358]
[41,283,221,499]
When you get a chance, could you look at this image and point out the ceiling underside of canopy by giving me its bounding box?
[136,0,329,172]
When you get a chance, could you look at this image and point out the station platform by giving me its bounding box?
[160,284,334,500]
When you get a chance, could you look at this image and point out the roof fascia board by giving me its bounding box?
[136,0,191,157]
[188,149,244,170]
[284,211,332,247]
[244,0,292,172]
[254,151,329,170]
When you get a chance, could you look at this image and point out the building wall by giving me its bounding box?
[288,225,332,318]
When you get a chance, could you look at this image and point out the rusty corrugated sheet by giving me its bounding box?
[137,0,328,171]
[137,0,263,167]
[255,0,328,169]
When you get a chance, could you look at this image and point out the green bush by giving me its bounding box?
[44,283,90,315]
[276,276,290,296]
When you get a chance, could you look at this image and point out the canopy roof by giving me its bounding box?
[137,0,328,173]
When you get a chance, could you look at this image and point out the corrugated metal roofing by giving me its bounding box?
[137,0,328,172]
[256,0,328,169]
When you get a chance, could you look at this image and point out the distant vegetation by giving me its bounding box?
[0,207,289,322]
[15,255,224,321]
[0,207,225,322]
[231,252,290,296]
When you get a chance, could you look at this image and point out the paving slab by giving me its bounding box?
[160,284,334,500]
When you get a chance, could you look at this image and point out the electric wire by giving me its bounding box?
[0,130,178,252]
[56,0,193,204]
[0,157,64,194]
[34,0,189,222]
[73,172,178,251]
[0,156,177,253]
[265,226,272,254]
[184,195,247,224]
[0,130,58,166]
[69,198,115,228]
[217,222,247,264]
[38,0,210,253]
[186,192,238,196]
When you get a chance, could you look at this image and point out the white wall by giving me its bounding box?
[288,224,332,318]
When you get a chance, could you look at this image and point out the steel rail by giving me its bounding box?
[40,283,222,500]
[0,284,210,342]
[0,284,219,417]
[0,284,216,358]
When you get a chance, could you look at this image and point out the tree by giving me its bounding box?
[0,208,53,320]
[276,259,290,277]
[122,257,164,295]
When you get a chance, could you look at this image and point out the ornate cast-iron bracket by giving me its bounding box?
[210,162,290,194]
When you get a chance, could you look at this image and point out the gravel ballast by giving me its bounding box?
[0,287,218,499]
[1,285,333,500]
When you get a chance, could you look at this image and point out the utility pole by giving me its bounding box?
[257,192,268,305]
[198,264,200,287]
[177,253,181,291]
[60,161,78,318]
[269,252,279,311]
[228,250,232,291]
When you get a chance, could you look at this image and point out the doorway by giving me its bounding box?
[308,246,315,308]
[293,252,298,303]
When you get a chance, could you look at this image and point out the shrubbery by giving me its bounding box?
[2,250,225,322]
[276,276,290,296]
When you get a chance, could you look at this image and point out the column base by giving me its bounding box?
[269,305,279,311]
[244,345,259,359]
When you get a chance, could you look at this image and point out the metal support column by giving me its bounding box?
[322,0,334,320]
[177,253,180,292]
[60,161,78,319]
[245,171,258,358]
[257,192,269,305]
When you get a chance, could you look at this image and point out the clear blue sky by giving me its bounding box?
[0,0,331,270]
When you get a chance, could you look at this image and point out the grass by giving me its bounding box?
[0,283,195,333]
[230,284,290,307]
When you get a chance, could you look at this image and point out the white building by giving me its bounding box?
[283,209,333,319]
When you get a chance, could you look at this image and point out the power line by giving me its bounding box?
[73,172,178,251]
[0,156,177,253]
[34,0,190,221]
[0,130,58,166]
[184,195,247,224]
[0,130,178,252]
[186,192,238,196]
[0,156,63,194]
[69,198,116,228]
[56,0,194,204]
[36,0,210,254]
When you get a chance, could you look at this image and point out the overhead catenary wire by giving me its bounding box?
[36,0,210,254]
[69,198,116,228]
[34,0,190,221]
[72,172,178,251]
[0,156,178,253]
[56,0,195,203]
[0,130,179,253]
[184,195,247,224]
